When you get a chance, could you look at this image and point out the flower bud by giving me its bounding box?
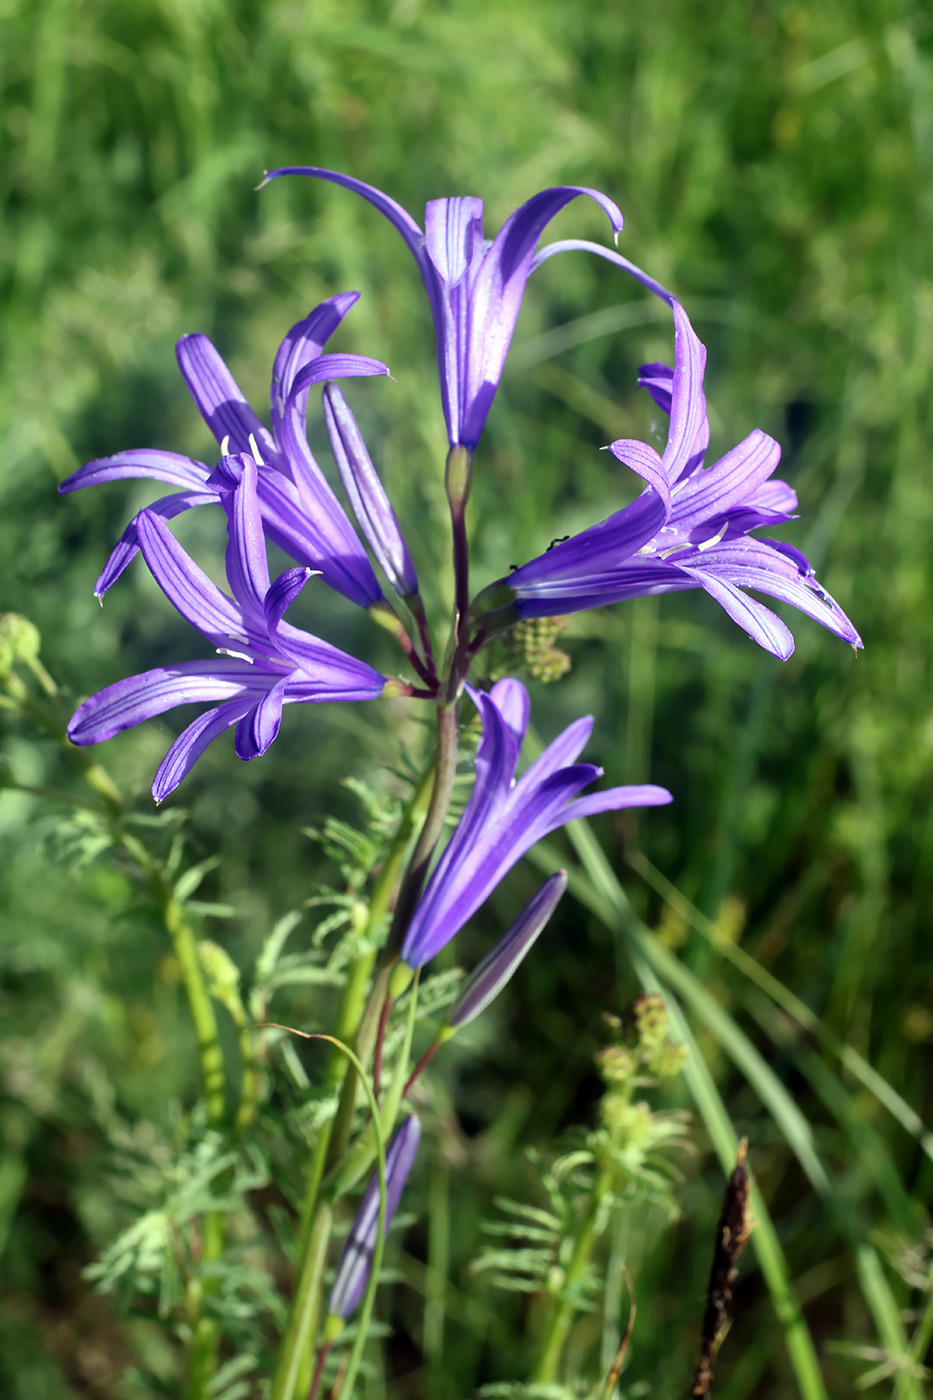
[447,872,567,1030]
[327,1114,421,1321]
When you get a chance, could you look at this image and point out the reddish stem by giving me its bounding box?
[372,991,394,1099]
[307,1340,332,1400]
[402,1038,441,1099]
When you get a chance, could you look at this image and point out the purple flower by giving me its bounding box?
[399,680,671,971]
[322,383,419,601]
[59,293,397,609]
[485,299,861,660]
[446,871,568,1031]
[260,167,624,449]
[327,1114,421,1321]
[67,456,394,802]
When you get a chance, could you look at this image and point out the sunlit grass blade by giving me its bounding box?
[629,849,933,1165]
[543,816,923,1400]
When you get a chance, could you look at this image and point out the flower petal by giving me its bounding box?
[322,383,419,598]
[531,238,675,305]
[487,677,531,753]
[68,659,264,745]
[252,469,381,610]
[176,334,277,462]
[424,197,486,287]
[663,301,709,486]
[606,439,671,512]
[234,676,288,759]
[261,166,426,261]
[671,428,781,531]
[683,571,796,658]
[152,699,253,803]
[683,551,862,649]
[424,197,486,439]
[60,449,211,494]
[508,490,669,595]
[638,361,673,415]
[93,490,217,598]
[217,456,272,623]
[270,292,361,432]
[401,683,667,970]
[513,715,595,795]
[276,379,383,609]
[459,186,624,446]
[287,353,390,402]
[272,624,388,697]
[264,566,314,634]
[136,510,252,650]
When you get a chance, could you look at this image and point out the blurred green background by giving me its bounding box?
[2,0,932,1396]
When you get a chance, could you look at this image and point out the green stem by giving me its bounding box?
[270,1202,335,1400]
[386,700,459,958]
[274,755,438,1399]
[532,1165,612,1385]
[123,835,227,1127]
[117,835,228,1400]
[185,1209,226,1400]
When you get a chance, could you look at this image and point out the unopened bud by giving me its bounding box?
[447,872,567,1030]
[327,1114,421,1321]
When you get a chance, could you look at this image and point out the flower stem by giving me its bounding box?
[445,445,473,632]
[269,1202,335,1400]
[307,1340,332,1400]
[385,700,459,957]
[531,1165,613,1385]
[185,1208,226,1400]
[403,1038,441,1098]
[274,755,438,1399]
[136,858,228,1400]
[122,836,227,1126]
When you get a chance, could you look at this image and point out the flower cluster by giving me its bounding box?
[63,165,858,984]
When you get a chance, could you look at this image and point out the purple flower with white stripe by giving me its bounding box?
[260,167,625,449]
[482,300,861,660]
[399,680,671,971]
[67,456,394,802]
[327,1115,421,1322]
[59,293,395,609]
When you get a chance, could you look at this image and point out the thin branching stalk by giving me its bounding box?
[385,700,460,957]
[275,752,440,1399]
[532,1173,611,1385]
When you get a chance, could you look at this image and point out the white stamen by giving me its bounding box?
[216,647,254,664]
[248,433,265,467]
[696,521,728,553]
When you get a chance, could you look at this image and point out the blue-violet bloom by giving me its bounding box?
[488,299,862,660]
[446,871,568,1031]
[67,455,394,802]
[327,1114,421,1322]
[260,167,624,450]
[399,679,671,971]
[59,293,397,609]
[322,382,419,601]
